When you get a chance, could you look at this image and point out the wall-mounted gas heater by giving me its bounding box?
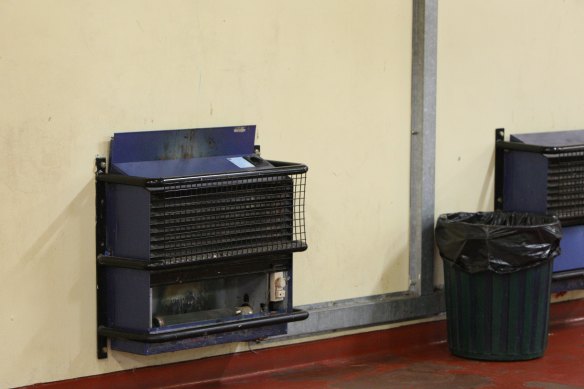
[495,128,584,291]
[95,126,308,358]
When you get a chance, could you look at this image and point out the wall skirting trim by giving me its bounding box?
[284,290,445,337]
[27,298,584,389]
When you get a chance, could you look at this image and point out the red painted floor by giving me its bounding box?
[192,320,584,389]
[32,300,584,389]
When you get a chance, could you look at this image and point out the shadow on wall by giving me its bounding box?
[20,180,95,266]
[16,134,109,269]
[6,178,97,386]
[477,148,495,210]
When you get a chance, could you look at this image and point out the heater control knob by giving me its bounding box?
[275,276,286,289]
[270,272,286,302]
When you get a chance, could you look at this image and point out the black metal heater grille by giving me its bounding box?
[149,172,307,264]
[547,152,584,224]
[96,127,311,359]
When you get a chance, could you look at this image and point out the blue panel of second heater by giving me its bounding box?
[502,150,548,214]
[503,131,584,273]
[554,226,584,272]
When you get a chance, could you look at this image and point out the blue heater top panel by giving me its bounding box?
[114,155,273,178]
[110,125,256,164]
[109,125,266,177]
[511,129,584,147]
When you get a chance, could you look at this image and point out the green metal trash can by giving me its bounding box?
[436,212,562,361]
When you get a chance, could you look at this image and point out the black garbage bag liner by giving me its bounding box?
[435,211,562,274]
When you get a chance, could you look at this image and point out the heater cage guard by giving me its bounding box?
[95,156,309,359]
[495,128,584,292]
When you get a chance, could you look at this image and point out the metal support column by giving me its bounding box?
[409,0,438,296]
[288,1,443,338]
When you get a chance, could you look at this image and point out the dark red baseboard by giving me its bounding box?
[26,298,584,389]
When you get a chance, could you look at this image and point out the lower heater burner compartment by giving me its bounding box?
[95,126,309,358]
[97,253,306,356]
[99,310,308,355]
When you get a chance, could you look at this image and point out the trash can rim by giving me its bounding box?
[437,212,560,228]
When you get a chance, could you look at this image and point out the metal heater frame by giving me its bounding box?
[95,157,309,359]
[495,128,584,292]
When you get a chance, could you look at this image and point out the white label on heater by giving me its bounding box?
[227,157,254,168]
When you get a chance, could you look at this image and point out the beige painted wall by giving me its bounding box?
[436,0,584,215]
[3,0,584,386]
[0,1,411,387]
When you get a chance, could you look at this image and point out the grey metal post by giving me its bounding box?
[283,0,445,339]
[409,0,438,296]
